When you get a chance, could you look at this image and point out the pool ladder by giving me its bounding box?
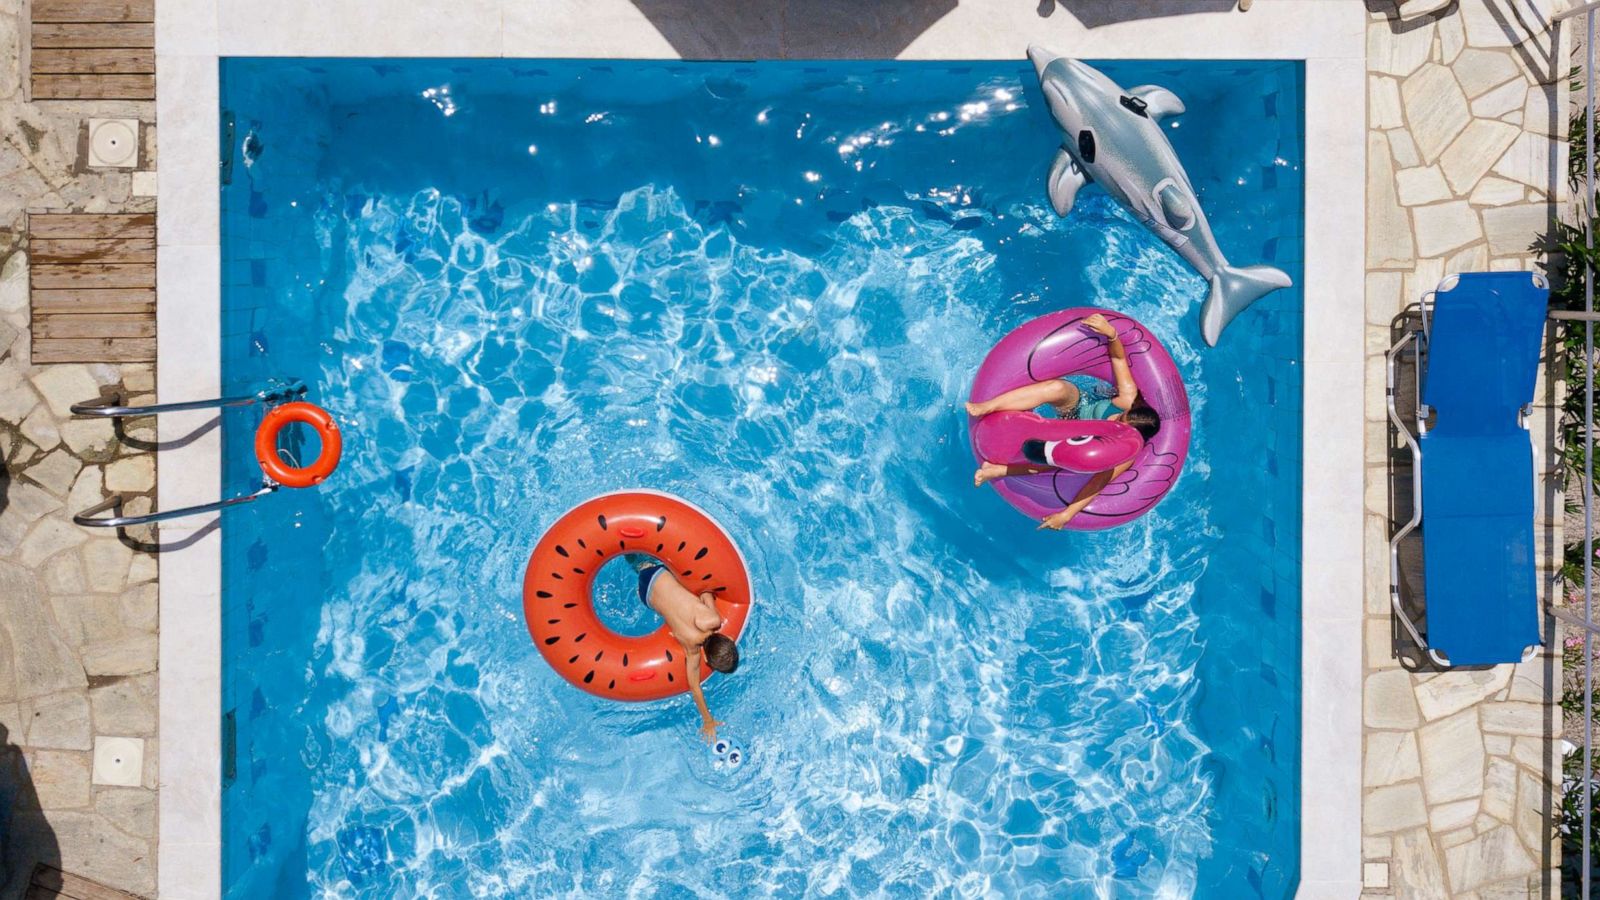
[71,379,306,528]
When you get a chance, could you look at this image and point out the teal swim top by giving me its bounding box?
[1079,396,1121,421]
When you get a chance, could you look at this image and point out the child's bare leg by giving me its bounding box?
[966,380,1078,417]
[974,461,1055,487]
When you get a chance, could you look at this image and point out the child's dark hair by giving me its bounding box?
[705,633,740,674]
[1124,405,1161,442]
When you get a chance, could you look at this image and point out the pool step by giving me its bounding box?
[26,863,148,900]
[28,0,155,101]
[27,213,156,364]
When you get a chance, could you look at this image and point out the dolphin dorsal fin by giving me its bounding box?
[1128,85,1185,122]
[1047,147,1089,216]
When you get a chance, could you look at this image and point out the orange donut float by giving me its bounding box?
[255,401,342,489]
[522,491,753,702]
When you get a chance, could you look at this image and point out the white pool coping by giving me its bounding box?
[154,2,1365,897]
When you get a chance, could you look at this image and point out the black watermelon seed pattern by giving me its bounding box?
[695,547,708,560]
[597,515,608,530]
[595,549,604,558]
[577,538,587,549]
[677,541,686,551]
[556,545,569,558]
[573,567,585,575]
[702,574,712,581]
[594,651,603,661]
[622,654,629,666]
[656,516,667,531]
[575,633,587,643]
[568,654,579,664]
[536,590,552,598]
[584,671,595,684]
[609,680,616,689]
[546,618,559,625]
[665,649,673,661]
[656,543,663,552]
[544,636,559,645]
[552,572,563,580]
[562,602,577,609]
[681,570,693,577]
[667,672,674,682]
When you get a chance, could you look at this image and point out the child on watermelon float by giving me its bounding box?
[625,553,740,742]
[964,313,1161,530]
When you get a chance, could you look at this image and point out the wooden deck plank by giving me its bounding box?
[30,0,154,23]
[30,263,154,290]
[31,238,154,264]
[31,73,154,100]
[31,48,154,75]
[30,289,154,314]
[28,214,155,239]
[30,22,155,48]
[30,337,155,364]
[34,313,155,340]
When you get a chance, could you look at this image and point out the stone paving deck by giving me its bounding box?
[0,0,1581,897]
[1362,1,1572,896]
[0,2,158,896]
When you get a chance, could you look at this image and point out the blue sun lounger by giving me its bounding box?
[1387,271,1547,667]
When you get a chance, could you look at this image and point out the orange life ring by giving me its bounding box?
[523,491,753,702]
[255,401,342,489]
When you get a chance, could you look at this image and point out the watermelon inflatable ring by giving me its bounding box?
[522,491,753,702]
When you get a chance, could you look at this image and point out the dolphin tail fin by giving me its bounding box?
[1200,264,1292,346]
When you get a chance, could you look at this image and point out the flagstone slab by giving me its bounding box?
[1430,797,1480,832]
[1469,175,1528,206]
[1471,78,1528,119]
[1481,203,1550,256]
[1396,165,1452,206]
[1455,48,1521,99]
[1419,708,1485,804]
[23,691,91,751]
[0,561,85,700]
[1412,200,1482,257]
[1393,827,1452,895]
[1439,118,1521,192]
[1367,782,1431,834]
[1491,130,1557,187]
[1370,18,1435,77]
[1369,132,1417,268]
[1366,730,1423,787]
[1445,825,1537,893]
[1414,667,1510,720]
[1480,701,1545,736]
[1388,129,1423,168]
[29,748,91,808]
[1403,63,1473,162]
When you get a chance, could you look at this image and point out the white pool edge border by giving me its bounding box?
[155,4,1366,897]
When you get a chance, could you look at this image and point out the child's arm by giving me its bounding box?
[684,647,722,742]
[1084,314,1140,410]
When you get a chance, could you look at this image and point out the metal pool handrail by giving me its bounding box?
[70,378,306,529]
[69,379,306,417]
[73,484,279,529]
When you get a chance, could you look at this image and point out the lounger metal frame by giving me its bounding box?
[1385,274,1546,669]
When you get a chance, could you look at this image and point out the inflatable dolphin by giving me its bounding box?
[1028,46,1291,346]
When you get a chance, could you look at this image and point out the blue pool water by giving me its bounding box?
[219,58,1303,898]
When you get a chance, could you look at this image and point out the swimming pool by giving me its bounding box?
[218,57,1303,897]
